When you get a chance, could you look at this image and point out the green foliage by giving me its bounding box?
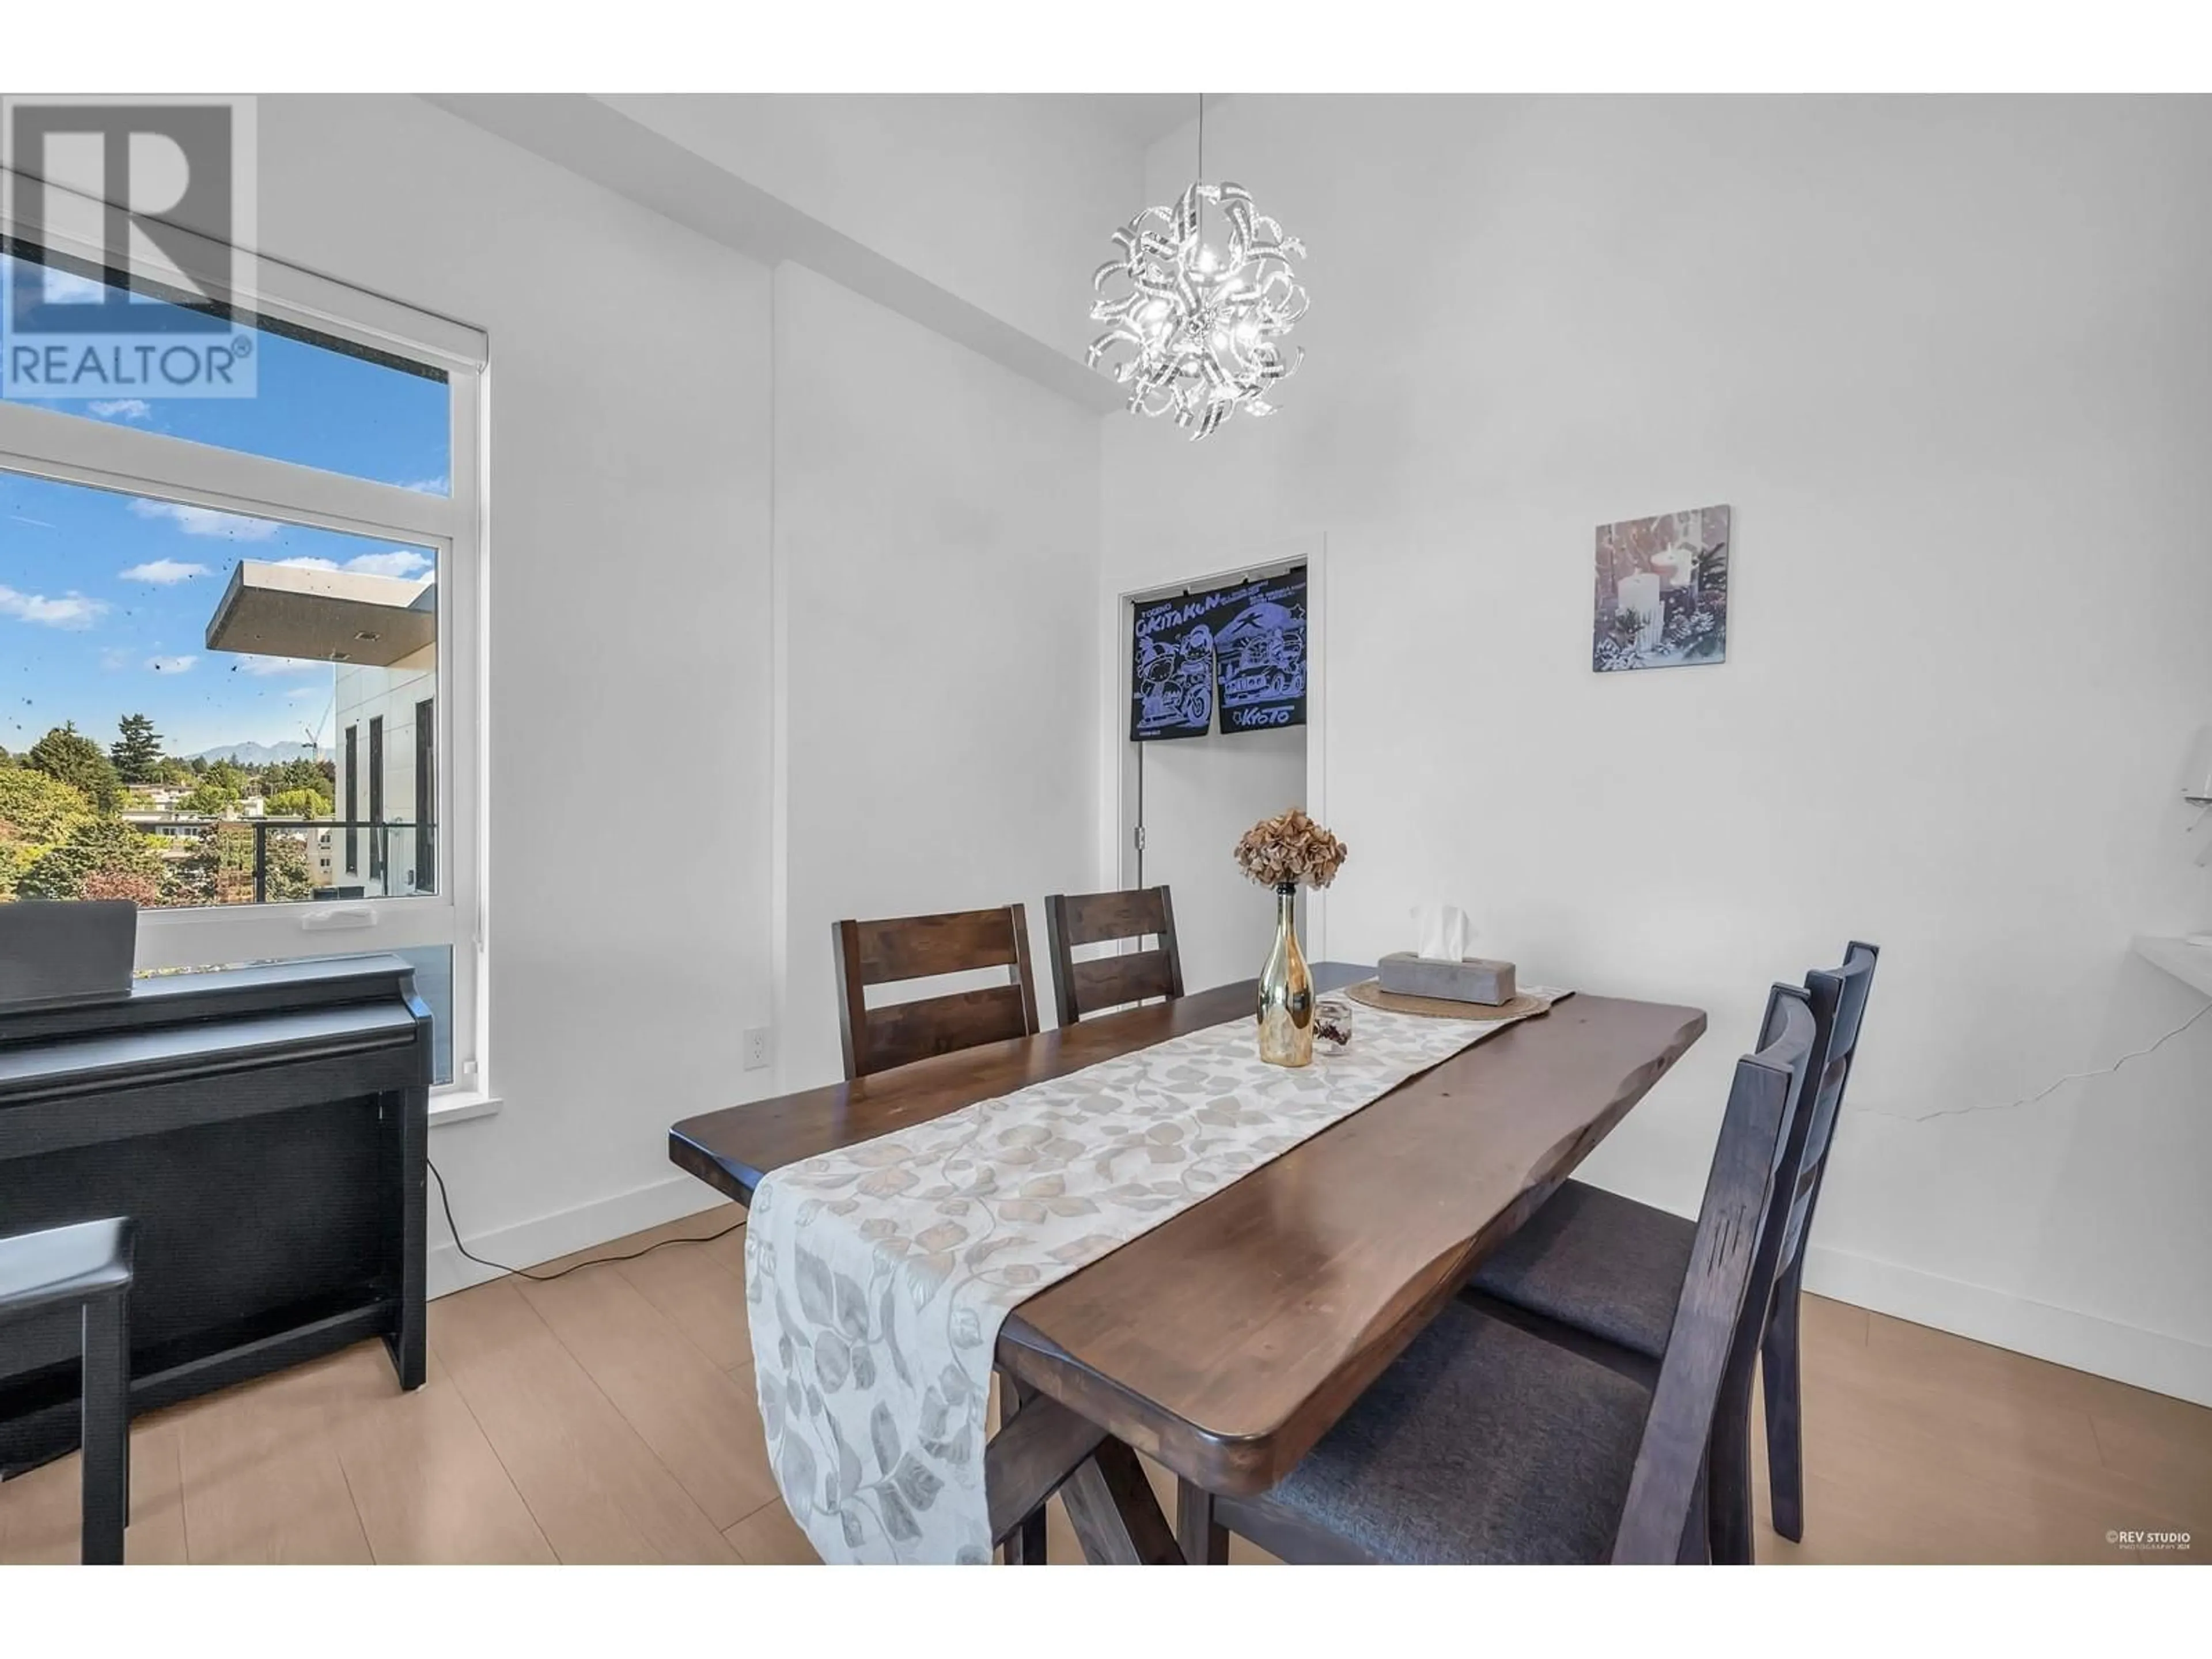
[109,713,167,784]
[264,787,332,820]
[0,768,96,900]
[151,757,196,787]
[0,767,94,844]
[177,779,241,817]
[16,818,166,901]
[25,724,124,816]
[0,843,37,900]
[202,759,249,796]
[169,822,313,906]
[263,830,316,903]
[259,757,335,799]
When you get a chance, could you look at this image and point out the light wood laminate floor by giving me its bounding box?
[2,1206,2205,1565]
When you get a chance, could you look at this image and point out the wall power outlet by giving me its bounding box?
[743,1027,772,1071]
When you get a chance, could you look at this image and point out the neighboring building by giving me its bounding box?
[118,809,217,845]
[203,559,437,900]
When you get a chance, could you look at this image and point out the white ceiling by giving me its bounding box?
[1049,94,1199,151]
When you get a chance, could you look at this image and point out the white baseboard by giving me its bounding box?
[1804,1243,2212,1408]
[427,1172,734,1301]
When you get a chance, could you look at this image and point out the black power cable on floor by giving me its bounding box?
[427,1157,744,1283]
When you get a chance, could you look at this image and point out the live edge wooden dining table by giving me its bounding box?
[668,964,1706,1565]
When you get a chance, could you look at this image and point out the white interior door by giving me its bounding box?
[1131,725,1307,994]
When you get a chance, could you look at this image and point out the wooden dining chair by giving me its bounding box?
[1188,985,1817,1565]
[1041,887,1184,1026]
[1758,942,1879,1541]
[832,906,1041,1080]
[1185,985,1817,1565]
[1458,941,1880,1557]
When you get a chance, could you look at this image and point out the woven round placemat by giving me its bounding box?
[1340,978,1554,1022]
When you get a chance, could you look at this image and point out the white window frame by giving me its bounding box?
[0,176,490,1104]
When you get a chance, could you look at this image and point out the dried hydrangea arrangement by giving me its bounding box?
[1234,808,1349,891]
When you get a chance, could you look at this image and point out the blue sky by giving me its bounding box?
[1,253,448,760]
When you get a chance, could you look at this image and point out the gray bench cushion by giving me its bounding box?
[1465,1179,1692,1361]
[0,1218,134,1325]
[1262,1299,1651,1563]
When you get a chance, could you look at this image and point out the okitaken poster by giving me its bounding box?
[1129,567,1307,741]
[1131,581,1237,740]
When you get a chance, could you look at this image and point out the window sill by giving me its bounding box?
[429,1089,503,1128]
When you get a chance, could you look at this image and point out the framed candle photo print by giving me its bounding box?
[1592,503,1731,672]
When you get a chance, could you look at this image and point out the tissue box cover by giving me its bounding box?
[1377,952,1517,1006]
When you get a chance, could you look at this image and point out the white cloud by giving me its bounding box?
[399,476,448,494]
[145,654,198,674]
[88,398,153,421]
[99,646,134,671]
[120,558,214,585]
[285,685,326,700]
[274,550,431,581]
[0,584,108,628]
[234,655,325,676]
[41,268,106,305]
[344,550,434,579]
[128,500,280,540]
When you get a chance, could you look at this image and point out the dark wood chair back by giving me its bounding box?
[832,906,1041,1081]
[1041,887,1185,1026]
[1773,941,1878,1275]
[1611,984,1817,1563]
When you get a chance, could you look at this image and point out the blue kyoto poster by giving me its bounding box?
[1129,567,1306,741]
[1211,568,1308,733]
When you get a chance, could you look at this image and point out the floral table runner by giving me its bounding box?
[743,992,1564,1564]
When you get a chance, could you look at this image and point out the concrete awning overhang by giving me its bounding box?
[203,560,434,668]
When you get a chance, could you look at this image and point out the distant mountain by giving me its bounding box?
[188,741,331,766]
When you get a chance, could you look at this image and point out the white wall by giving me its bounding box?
[1131,726,1306,995]
[212,97,1112,1287]
[1101,96,2212,1402]
[241,96,782,1285]
[600,95,1145,365]
[774,263,1103,1089]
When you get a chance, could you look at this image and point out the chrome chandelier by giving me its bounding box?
[1086,101,1309,441]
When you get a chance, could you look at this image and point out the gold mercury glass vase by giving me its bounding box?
[1257,881,1315,1067]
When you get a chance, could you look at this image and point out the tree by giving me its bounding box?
[0,768,96,900]
[151,756,196,787]
[25,724,124,815]
[82,868,162,906]
[170,822,312,906]
[0,767,94,844]
[16,819,167,901]
[261,757,335,799]
[177,779,241,818]
[264,786,332,820]
[109,713,166,784]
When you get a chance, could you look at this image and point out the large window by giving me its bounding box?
[0,222,484,1096]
